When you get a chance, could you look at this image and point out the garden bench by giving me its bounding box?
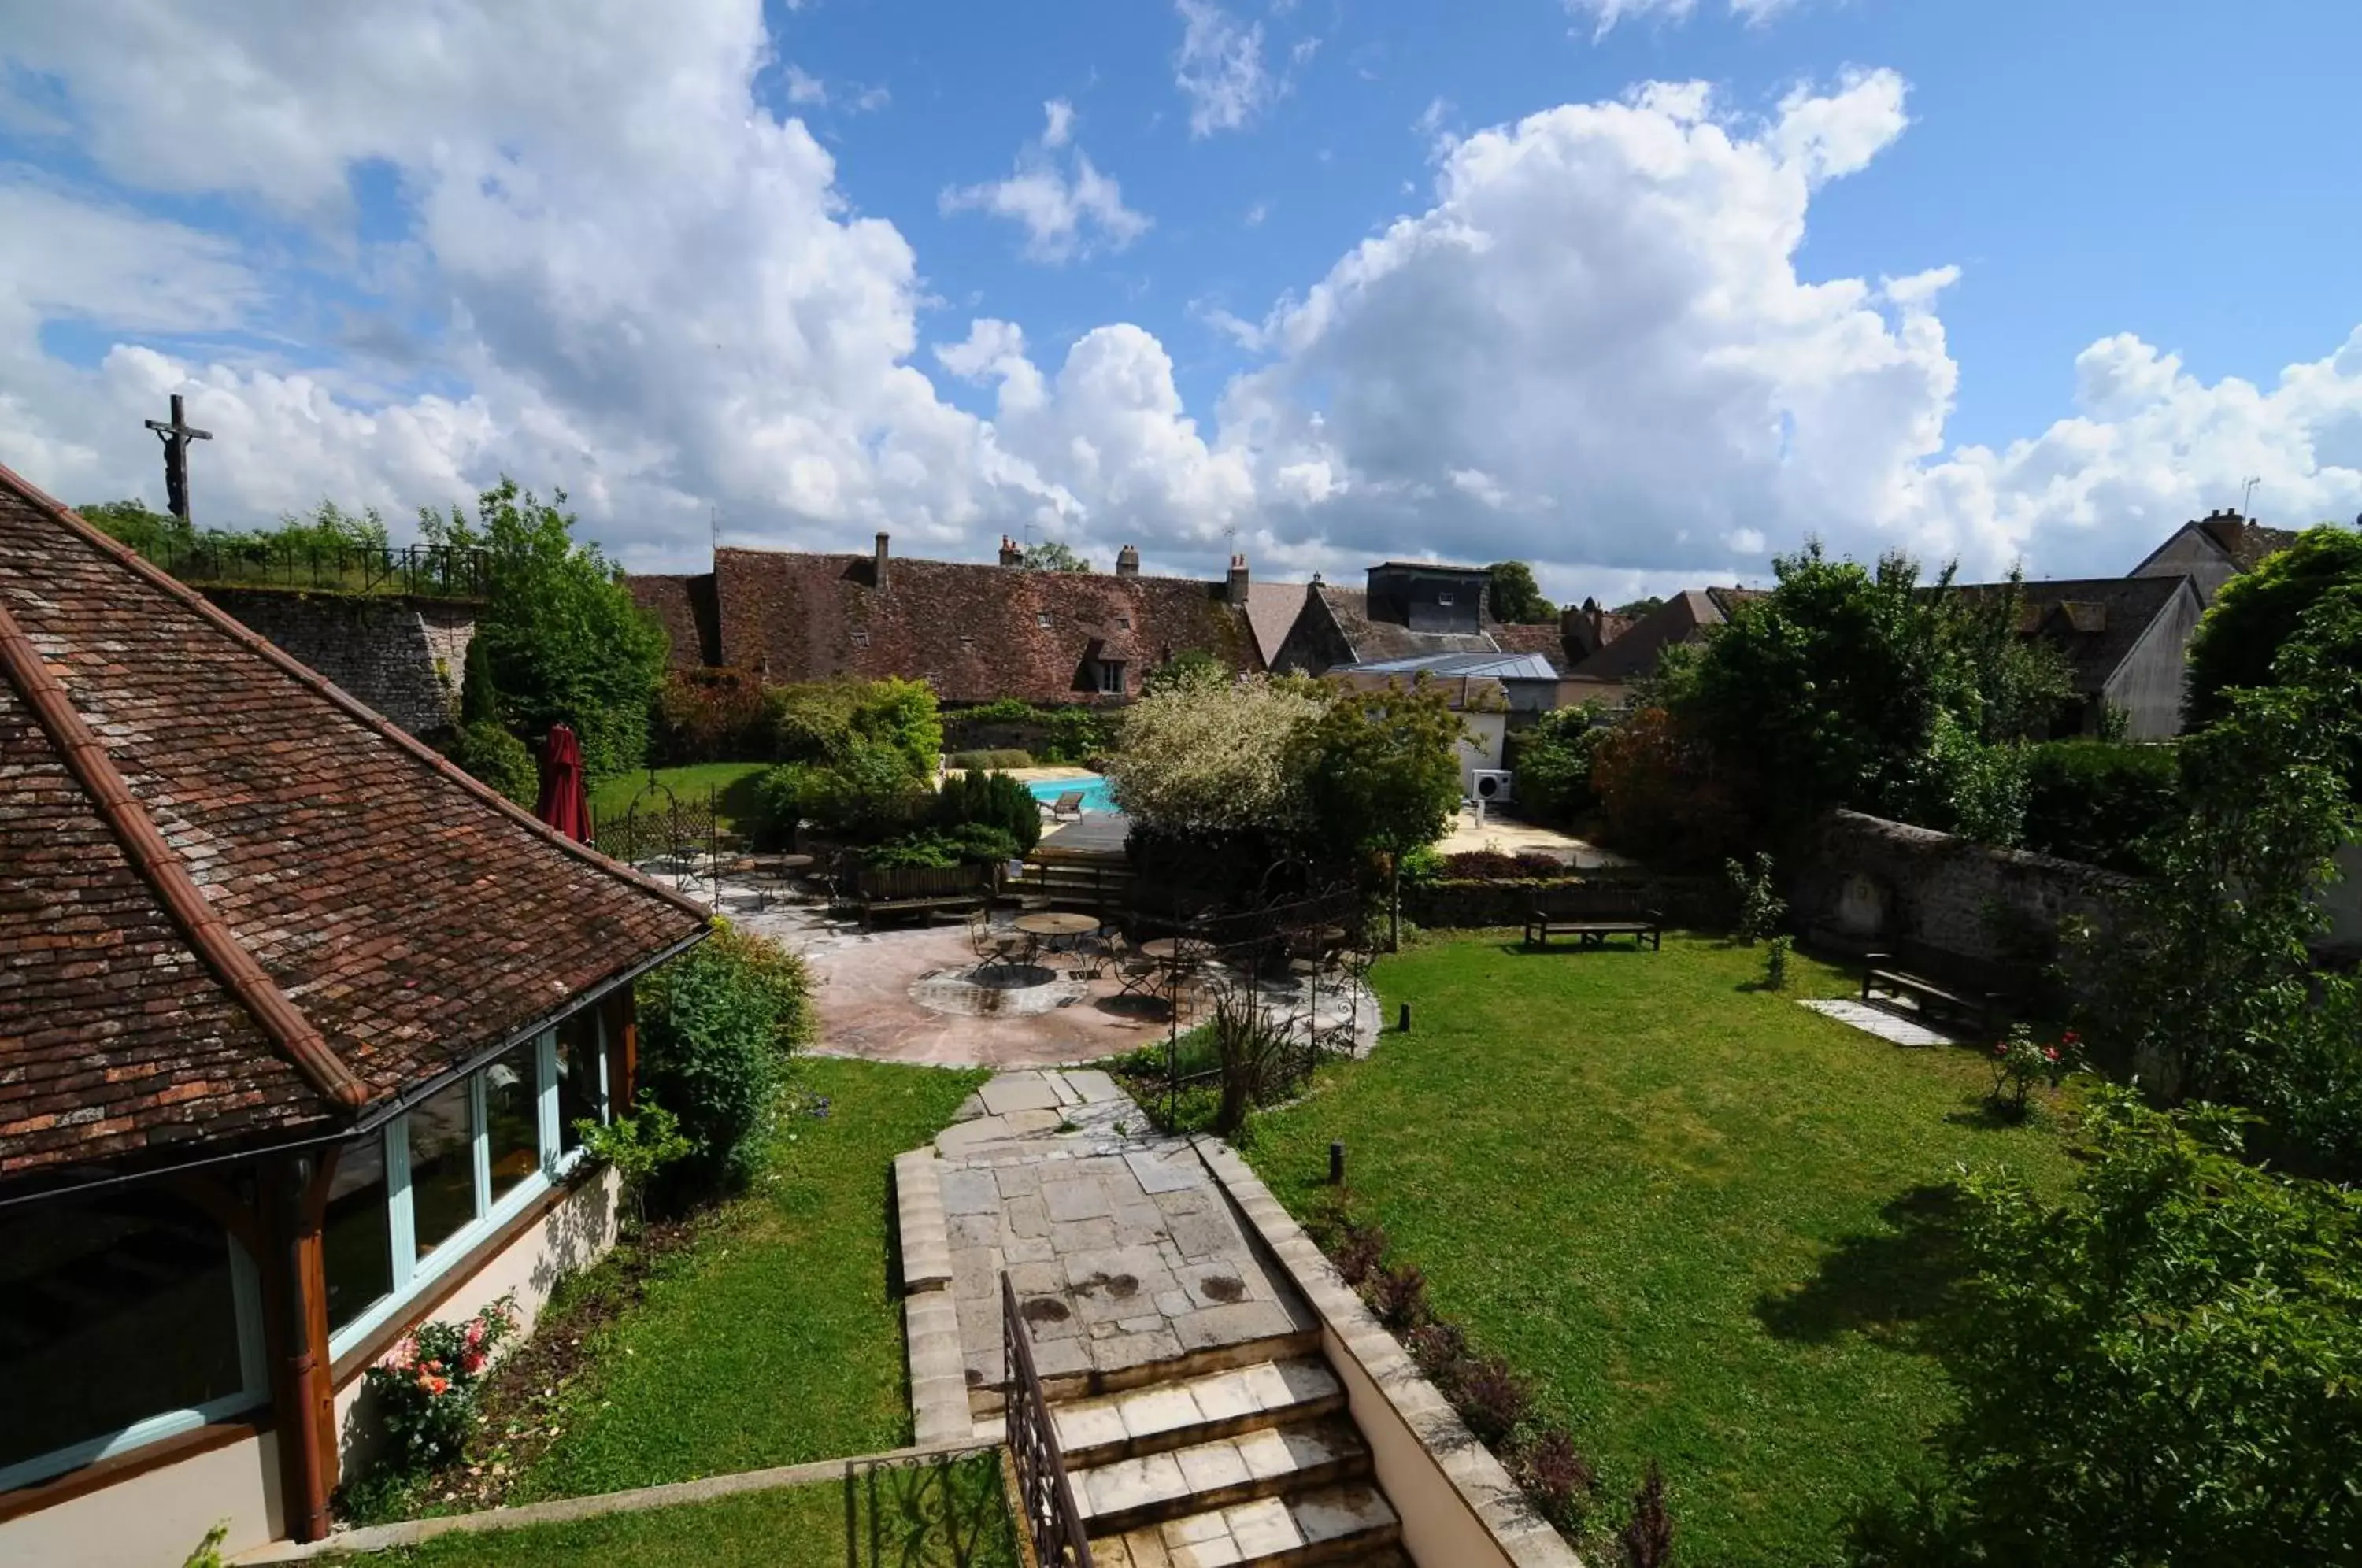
[852,864,993,928]
[1860,940,2031,1038]
[1523,887,1663,951]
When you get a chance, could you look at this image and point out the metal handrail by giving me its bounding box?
[150,537,492,599]
[1002,1274,1094,1567]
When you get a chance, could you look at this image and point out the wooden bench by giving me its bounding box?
[1523,888,1663,951]
[1860,940,2030,1037]
[853,864,993,928]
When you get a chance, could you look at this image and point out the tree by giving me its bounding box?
[78,497,193,557]
[2184,522,2362,727]
[1506,702,1609,825]
[457,634,501,727]
[2088,585,2362,1166]
[1297,677,1468,947]
[1486,561,1557,623]
[1102,672,1326,836]
[1020,539,1092,572]
[1145,647,1224,695]
[1612,595,1665,619]
[1854,1090,2362,1567]
[420,478,668,781]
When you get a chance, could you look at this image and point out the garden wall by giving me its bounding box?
[1791,809,2133,967]
[203,586,473,737]
[1405,874,1724,930]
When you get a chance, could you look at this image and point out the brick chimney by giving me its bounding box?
[1226,553,1249,606]
[2198,508,2248,552]
[1116,545,1141,576]
[873,531,890,592]
[998,535,1023,567]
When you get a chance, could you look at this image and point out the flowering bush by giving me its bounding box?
[362,1297,520,1476]
[1990,1025,2081,1117]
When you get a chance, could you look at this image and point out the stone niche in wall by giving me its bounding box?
[201,587,476,738]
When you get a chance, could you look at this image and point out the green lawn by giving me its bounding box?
[1245,934,2077,1566]
[344,1455,1016,1567]
[589,762,771,836]
[513,1059,986,1500]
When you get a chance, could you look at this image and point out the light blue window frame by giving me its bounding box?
[0,1210,271,1493]
[328,1015,607,1361]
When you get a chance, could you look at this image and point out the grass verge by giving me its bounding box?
[500,1058,985,1501]
[334,1454,1017,1567]
[1244,933,2076,1566]
[588,762,772,836]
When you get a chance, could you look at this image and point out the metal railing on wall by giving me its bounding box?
[1002,1274,1094,1567]
[150,537,492,600]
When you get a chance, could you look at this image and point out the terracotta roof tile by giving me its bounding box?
[700,547,1260,701]
[0,467,707,1181]
[1314,586,1497,664]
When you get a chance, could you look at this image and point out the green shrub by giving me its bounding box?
[948,748,1034,770]
[816,737,931,841]
[933,768,1042,854]
[864,823,1020,870]
[1857,1090,2362,1565]
[446,720,536,804]
[652,668,770,762]
[1509,704,1609,824]
[956,697,1042,725]
[1040,705,1112,764]
[753,762,824,845]
[459,634,501,727]
[635,926,811,1187]
[768,686,857,765]
[2020,740,2181,872]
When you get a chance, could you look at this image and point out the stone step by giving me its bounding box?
[1053,1355,1346,1470]
[1071,1416,1372,1540]
[976,1326,1325,1415]
[1086,1481,1402,1567]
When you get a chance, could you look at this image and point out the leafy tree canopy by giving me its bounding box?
[1856,1090,2362,1567]
[1486,560,1557,623]
[1612,594,1665,619]
[1020,539,1092,572]
[1104,672,1327,836]
[420,477,667,781]
[1295,677,1469,865]
[2183,521,2362,727]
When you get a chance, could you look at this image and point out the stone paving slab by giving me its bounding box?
[916,1070,1312,1407]
[1801,997,1964,1048]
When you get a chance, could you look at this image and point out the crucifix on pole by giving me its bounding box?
[144,394,213,522]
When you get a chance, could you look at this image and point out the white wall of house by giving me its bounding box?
[1456,711,1508,797]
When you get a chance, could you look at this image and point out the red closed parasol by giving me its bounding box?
[534,723,593,843]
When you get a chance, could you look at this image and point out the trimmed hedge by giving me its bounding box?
[2020,740,2182,874]
[948,749,1034,770]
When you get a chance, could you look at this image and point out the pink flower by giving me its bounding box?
[383,1337,417,1372]
[465,1320,487,1350]
[1993,1043,2007,1057]
[2061,1030,2081,1046]
[2043,1046,2060,1063]
[461,1351,487,1377]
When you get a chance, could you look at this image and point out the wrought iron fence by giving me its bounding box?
[149,537,491,599]
[593,779,721,888]
[1002,1274,1094,1567]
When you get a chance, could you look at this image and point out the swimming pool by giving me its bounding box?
[1025,774,1119,814]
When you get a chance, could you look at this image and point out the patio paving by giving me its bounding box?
[1435,803,1630,866]
[907,1069,1316,1410]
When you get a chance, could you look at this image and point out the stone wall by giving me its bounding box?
[1405,874,1724,930]
[1791,808,2133,967]
[202,587,473,737]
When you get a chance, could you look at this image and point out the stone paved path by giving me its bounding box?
[1801,996,1964,1048]
[924,1068,1312,1403]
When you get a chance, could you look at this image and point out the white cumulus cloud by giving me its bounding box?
[1174,0,1273,137]
[940,100,1152,264]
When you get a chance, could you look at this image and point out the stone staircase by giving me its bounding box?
[1048,1347,1405,1566]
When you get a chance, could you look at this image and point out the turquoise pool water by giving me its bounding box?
[1026,775,1118,813]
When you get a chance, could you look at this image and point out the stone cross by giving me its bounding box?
[143,394,213,522]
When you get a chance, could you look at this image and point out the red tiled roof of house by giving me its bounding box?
[0,465,708,1182]
[1569,589,1731,681]
[1312,585,1498,664]
[1242,580,1309,668]
[628,571,720,668]
[706,545,1259,702]
[1489,622,1572,673]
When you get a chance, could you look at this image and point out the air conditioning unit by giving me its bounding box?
[1471,769,1515,804]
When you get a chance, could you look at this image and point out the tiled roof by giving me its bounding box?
[1949,575,2191,694]
[1569,589,1730,681]
[1242,581,1309,668]
[628,571,720,668]
[1313,585,1498,664]
[0,465,708,1182]
[704,546,1259,702]
[1489,623,1572,673]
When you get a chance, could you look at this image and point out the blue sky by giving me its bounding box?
[2,0,2359,601]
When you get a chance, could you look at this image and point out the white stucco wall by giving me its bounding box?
[0,1168,619,1568]
[334,1167,620,1473]
[1456,712,1507,797]
[0,1431,282,1568]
